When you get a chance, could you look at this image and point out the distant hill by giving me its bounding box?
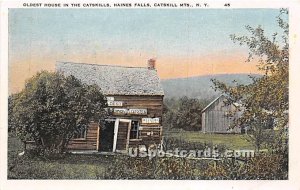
[161,74,262,100]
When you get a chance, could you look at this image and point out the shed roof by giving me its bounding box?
[56,61,164,96]
[202,94,241,113]
[201,95,225,113]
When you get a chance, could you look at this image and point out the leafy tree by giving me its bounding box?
[163,97,208,131]
[9,71,107,155]
[175,97,203,131]
[212,9,288,151]
[162,98,178,131]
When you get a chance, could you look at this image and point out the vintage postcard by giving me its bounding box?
[1,0,300,189]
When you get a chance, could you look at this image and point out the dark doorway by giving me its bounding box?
[100,120,115,151]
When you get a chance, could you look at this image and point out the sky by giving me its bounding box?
[9,8,283,94]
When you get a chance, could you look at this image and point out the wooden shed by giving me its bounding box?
[201,95,241,134]
[56,60,164,153]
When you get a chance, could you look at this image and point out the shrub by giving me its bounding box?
[241,153,288,179]
[105,152,287,180]
[105,156,197,179]
[9,71,107,156]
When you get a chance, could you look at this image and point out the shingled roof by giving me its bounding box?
[56,62,164,96]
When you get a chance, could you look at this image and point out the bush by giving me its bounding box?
[201,153,288,180]
[154,157,195,179]
[8,153,287,179]
[9,71,107,155]
[241,153,288,179]
[104,156,196,179]
[105,152,288,180]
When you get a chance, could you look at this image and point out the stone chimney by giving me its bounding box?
[147,58,156,70]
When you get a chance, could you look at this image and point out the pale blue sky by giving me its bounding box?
[9,9,282,61]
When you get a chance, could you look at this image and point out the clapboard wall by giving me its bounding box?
[202,95,241,133]
[67,122,100,151]
[109,95,163,119]
[108,95,163,148]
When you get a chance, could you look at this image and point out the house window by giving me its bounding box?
[73,125,87,139]
[130,121,139,139]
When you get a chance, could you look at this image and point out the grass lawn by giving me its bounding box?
[164,130,254,150]
[9,156,109,179]
[8,131,248,179]
[8,134,112,179]
[7,132,286,179]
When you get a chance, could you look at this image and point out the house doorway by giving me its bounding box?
[100,120,115,152]
[113,119,132,153]
[100,119,132,153]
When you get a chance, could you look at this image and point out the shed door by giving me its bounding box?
[113,119,131,153]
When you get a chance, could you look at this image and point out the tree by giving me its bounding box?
[9,71,107,155]
[212,9,288,152]
[163,97,207,131]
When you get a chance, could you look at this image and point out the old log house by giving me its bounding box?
[56,59,164,153]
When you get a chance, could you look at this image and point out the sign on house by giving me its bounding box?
[106,97,123,107]
[128,109,147,115]
[107,101,123,107]
[107,97,114,101]
[141,118,160,124]
[113,108,147,115]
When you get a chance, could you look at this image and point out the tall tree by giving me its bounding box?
[212,9,288,151]
[175,97,203,131]
[9,71,107,155]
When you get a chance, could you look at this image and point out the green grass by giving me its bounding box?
[9,158,108,179]
[8,131,253,179]
[8,132,286,179]
[8,134,110,179]
[165,130,254,150]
